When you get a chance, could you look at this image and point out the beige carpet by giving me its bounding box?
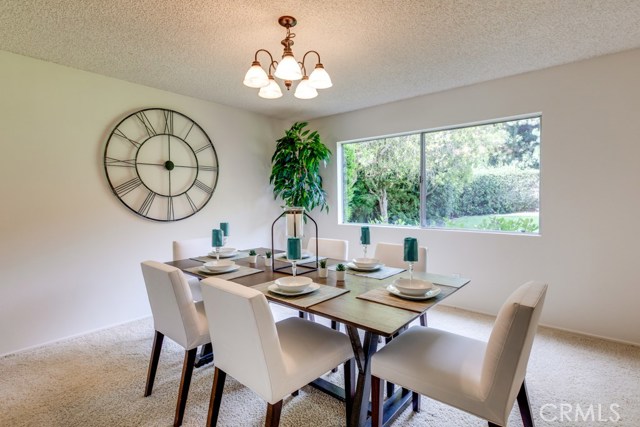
[1,305,639,427]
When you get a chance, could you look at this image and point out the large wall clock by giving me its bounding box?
[104,108,219,221]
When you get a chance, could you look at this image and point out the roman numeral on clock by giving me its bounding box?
[114,177,142,197]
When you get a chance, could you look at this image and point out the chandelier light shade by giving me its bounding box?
[309,64,333,89]
[274,54,303,81]
[244,16,332,100]
[243,62,269,88]
[259,76,283,99]
[294,76,318,99]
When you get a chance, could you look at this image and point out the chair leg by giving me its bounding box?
[412,391,421,412]
[385,336,395,398]
[207,367,227,427]
[419,313,427,326]
[330,320,342,373]
[265,400,283,427]
[298,311,316,322]
[343,358,356,423]
[371,375,384,427]
[144,330,164,397]
[174,348,197,427]
[517,381,535,427]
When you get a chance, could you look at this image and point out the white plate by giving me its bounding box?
[274,251,313,262]
[274,276,313,292]
[198,265,240,275]
[386,284,441,300]
[268,283,320,296]
[393,278,434,296]
[352,257,380,268]
[347,262,382,272]
[203,260,236,271]
[208,248,238,258]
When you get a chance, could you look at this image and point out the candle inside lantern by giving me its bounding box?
[220,222,229,237]
[287,237,302,260]
[212,229,224,247]
[360,226,370,245]
[286,212,304,237]
[403,237,419,262]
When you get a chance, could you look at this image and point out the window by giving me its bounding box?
[340,116,541,233]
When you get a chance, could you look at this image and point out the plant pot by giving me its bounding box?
[335,270,345,281]
[264,257,272,270]
[318,267,328,278]
[248,255,258,264]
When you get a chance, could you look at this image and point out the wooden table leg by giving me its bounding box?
[346,326,378,427]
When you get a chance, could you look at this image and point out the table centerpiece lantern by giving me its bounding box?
[270,206,318,275]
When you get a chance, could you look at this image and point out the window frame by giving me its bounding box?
[337,113,542,234]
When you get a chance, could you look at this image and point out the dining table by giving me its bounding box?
[167,247,470,427]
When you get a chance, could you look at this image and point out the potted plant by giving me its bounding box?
[264,251,272,270]
[335,263,346,281]
[318,258,328,278]
[270,122,332,213]
[248,249,258,264]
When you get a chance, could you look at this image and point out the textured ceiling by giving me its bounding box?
[2,0,640,121]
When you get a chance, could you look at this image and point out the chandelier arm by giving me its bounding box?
[301,50,322,65]
[253,49,275,64]
[269,60,278,75]
[299,51,322,77]
[298,62,308,76]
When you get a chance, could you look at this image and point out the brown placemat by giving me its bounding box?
[252,281,349,308]
[356,285,456,313]
[184,265,262,280]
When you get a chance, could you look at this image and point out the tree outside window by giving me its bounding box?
[341,117,540,234]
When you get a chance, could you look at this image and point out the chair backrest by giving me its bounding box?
[172,237,210,261]
[481,281,548,422]
[140,260,206,349]
[307,237,349,260]
[373,242,428,272]
[200,277,286,403]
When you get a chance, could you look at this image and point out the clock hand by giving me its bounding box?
[136,161,168,167]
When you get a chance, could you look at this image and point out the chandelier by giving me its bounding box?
[243,16,332,100]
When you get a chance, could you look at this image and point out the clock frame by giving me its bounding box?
[104,108,219,221]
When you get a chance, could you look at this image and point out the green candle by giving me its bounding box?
[403,237,419,262]
[360,226,370,245]
[212,229,224,247]
[287,237,302,260]
[220,222,229,237]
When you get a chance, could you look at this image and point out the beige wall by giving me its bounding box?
[308,48,640,345]
[0,51,283,355]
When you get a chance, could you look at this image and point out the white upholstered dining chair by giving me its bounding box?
[172,237,211,301]
[141,261,211,427]
[306,237,349,260]
[370,281,548,427]
[200,277,355,427]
